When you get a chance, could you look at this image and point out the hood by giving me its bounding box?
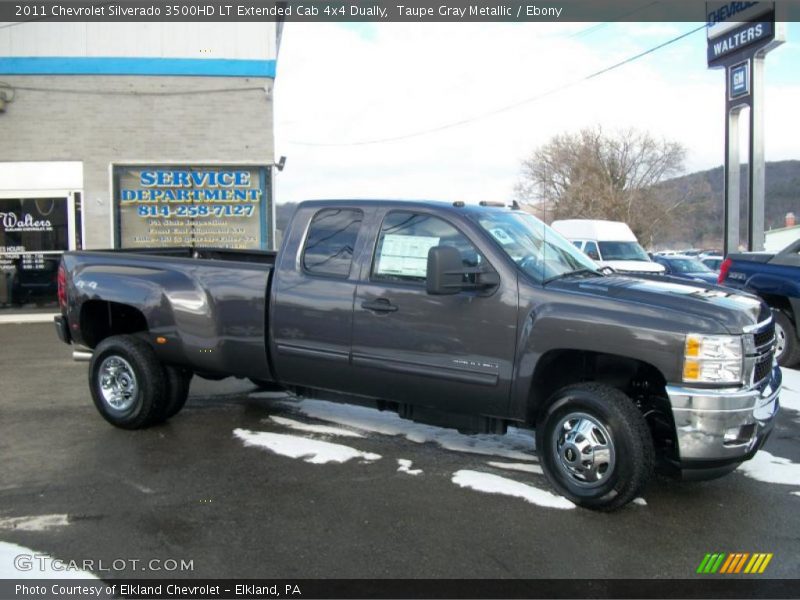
[548,275,765,333]
[600,260,665,273]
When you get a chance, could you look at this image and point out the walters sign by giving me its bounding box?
[706,1,783,68]
[112,165,272,250]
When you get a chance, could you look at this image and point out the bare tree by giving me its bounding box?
[515,126,686,245]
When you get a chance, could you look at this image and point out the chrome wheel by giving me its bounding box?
[775,321,787,360]
[98,356,138,412]
[552,412,616,488]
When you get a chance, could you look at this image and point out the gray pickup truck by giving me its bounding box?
[55,200,781,510]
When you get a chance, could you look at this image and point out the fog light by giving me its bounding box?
[723,424,755,446]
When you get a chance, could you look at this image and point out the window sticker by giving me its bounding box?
[377,234,440,278]
[489,227,514,245]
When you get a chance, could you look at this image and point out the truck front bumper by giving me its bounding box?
[665,364,781,480]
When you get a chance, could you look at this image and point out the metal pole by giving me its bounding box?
[724,105,742,256]
[748,56,766,251]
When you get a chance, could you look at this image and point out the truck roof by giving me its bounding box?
[550,219,638,242]
[296,199,518,216]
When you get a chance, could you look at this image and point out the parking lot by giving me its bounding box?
[1,323,799,581]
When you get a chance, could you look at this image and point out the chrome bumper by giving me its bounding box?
[665,364,781,468]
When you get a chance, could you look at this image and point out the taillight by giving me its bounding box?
[57,261,67,311]
[718,257,732,284]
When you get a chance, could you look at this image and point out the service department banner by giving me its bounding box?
[112,165,272,250]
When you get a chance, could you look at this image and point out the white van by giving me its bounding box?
[550,219,665,274]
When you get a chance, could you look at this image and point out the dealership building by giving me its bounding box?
[0,22,280,311]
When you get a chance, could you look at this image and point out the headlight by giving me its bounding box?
[683,334,743,384]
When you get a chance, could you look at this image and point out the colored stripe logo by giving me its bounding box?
[697,553,773,574]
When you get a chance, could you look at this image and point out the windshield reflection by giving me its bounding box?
[471,211,600,284]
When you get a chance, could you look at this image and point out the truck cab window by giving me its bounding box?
[372,211,482,283]
[302,208,363,278]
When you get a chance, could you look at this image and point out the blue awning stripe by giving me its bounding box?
[0,57,277,78]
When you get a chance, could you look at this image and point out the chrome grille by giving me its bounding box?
[754,321,776,353]
[750,319,776,385]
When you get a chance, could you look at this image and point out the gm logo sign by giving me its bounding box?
[730,61,750,99]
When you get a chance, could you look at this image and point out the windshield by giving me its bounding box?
[470,211,599,283]
[668,258,713,273]
[597,241,650,262]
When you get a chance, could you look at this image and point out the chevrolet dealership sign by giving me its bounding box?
[706,2,783,67]
[707,2,773,39]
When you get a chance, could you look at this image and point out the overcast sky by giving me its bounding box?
[273,22,800,206]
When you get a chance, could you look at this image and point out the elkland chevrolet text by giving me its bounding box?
[54,200,781,510]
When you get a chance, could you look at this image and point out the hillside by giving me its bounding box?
[653,160,800,248]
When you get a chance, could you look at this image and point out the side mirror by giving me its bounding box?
[426,246,464,295]
[599,266,615,275]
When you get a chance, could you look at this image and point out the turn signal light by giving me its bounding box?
[683,360,701,380]
[718,257,732,284]
[57,262,67,311]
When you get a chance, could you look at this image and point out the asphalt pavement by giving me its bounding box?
[1,323,799,581]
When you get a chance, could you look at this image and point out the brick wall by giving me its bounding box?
[0,75,274,248]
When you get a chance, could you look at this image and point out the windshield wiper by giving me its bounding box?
[544,268,604,284]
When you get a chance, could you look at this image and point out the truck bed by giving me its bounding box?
[61,247,277,381]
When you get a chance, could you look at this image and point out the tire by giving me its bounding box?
[772,310,800,367]
[536,383,654,511]
[161,366,192,420]
[248,377,284,392]
[88,335,167,430]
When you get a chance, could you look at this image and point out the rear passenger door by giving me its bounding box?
[270,206,366,392]
[349,209,518,418]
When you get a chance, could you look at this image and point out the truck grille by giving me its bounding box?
[751,320,776,386]
[754,322,775,352]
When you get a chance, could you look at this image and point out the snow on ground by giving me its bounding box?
[268,415,365,438]
[0,514,69,531]
[780,367,800,413]
[280,398,537,462]
[0,542,97,578]
[396,459,423,476]
[451,470,574,510]
[233,429,381,464]
[486,461,544,475]
[737,450,800,488]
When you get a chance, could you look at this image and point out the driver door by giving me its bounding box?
[350,209,518,418]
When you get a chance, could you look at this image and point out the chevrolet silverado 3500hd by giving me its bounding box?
[55,200,781,510]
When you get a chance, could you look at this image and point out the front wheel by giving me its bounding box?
[772,309,800,367]
[536,383,654,511]
[88,335,167,429]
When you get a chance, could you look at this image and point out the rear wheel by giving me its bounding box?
[88,335,166,429]
[162,366,192,420]
[772,310,800,367]
[536,383,654,511]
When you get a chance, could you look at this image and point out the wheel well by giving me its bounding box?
[529,350,676,458]
[760,294,792,319]
[80,300,148,349]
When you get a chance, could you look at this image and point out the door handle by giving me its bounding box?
[361,298,398,313]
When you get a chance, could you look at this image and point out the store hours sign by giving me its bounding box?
[112,165,272,250]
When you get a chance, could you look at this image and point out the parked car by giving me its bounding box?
[55,200,779,510]
[652,255,719,284]
[718,239,800,366]
[701,255,724,272]
[550,219,665,274]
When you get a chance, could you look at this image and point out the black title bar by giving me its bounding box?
[3,0,800,23]
[4,579,800,599]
